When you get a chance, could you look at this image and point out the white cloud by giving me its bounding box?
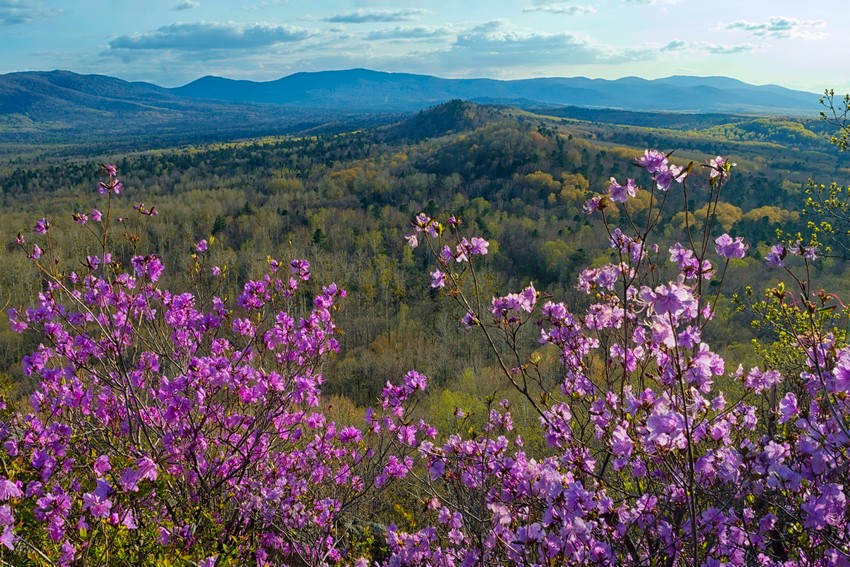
[437,20,642,70]
[622,0,681,5]
[323,9,426,24]
[366,25,457,42]
[0,0,52,25]
[108,21,312,52]
[663,39,762,55]
[523,3,596,15]
[722,16,828,40]
[174,1,201,10]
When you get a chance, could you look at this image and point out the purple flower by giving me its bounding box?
[0,525,15,550]
[608,177,638,203]
[121,510,137,530]
[583,195,604,213]
[743,367,781,393]
[639,281,696,318]
[135,457,158,482]
[611,424,633,458]
[0,505,12,526]
[98,179,124,195]
[131,255,165,282]
[404,233,419,248]
[101,163,117,177]
[338,427,362,444]
[91,208,103,222]
[802,484,846,530]
[461,311,477,328]
[778,392,798,424]
[195,239,208,253]
[469,237,489,256]
[708,156,734,179]
[715,234,749,259]
[82,492,112,518]
[430,270,446,289]
[654,163,685,191]
[29,244,43,260]
[34,218,49,234]
[93,455,111,475]
[637,149,668,173]
[766,244,786,267]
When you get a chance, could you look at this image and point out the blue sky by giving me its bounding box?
[1,0,847,94]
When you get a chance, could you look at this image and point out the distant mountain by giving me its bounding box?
[0,68,824,145]
[0,70,394,145]
[172,68,821,115]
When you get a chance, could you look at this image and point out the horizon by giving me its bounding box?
[0,1,847,96]
[0,66,825,97]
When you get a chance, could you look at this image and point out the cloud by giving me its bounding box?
[323,9,426,24]
[241,0,288,12]
[366,25,456,41]
[663,39,761,55]
[108,21,312,52]
[174,0,201,10]
[622,0,680,5]
[722,16,828,40]
[0,0,52,25]
[523,3,596,15]
[437,20,637,70]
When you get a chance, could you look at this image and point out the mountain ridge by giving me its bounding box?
[172,68,819,114]
[0,68,824,145]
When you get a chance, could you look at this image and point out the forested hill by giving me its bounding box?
[0,68,824,146]
[173,68,819,114]
[2,100,850,407]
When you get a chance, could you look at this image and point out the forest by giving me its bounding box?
[1,96,850,564]
[1,101,848,404]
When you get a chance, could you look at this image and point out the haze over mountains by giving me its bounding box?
[0,68,823,144]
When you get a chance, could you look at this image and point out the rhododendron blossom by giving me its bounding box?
[4,150,850,566]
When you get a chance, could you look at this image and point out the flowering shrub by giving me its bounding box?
[397,151,850,565]
[0,165,398,565]
[1,151,850,566]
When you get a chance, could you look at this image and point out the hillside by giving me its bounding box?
[173,68,820,114]
[0,70,395,146]
[0,68,828,148]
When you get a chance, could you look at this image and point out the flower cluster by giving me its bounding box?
[4,148,850,566]
[399,150,850,565]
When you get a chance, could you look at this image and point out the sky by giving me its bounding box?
[1,0,847,95]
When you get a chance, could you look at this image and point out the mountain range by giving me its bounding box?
[0,68,824,144]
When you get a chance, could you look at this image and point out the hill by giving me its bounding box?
[0,68,827,147]
[173,68,820,114]
[0,70,395,147]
